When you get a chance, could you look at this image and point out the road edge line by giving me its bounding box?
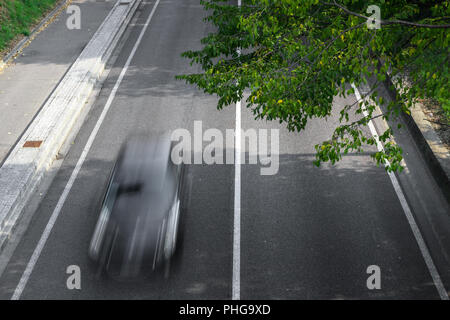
[352,83,449,300]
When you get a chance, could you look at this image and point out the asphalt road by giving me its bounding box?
[0,0,449,299]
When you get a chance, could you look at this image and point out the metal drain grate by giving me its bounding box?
[23,140,43,148]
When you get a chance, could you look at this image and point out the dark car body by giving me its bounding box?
[88,133,184,279]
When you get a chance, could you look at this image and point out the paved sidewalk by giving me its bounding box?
[0,0,115,164]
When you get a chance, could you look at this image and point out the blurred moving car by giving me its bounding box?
[88,133,184,279]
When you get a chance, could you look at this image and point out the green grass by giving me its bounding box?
[0,0,60,53]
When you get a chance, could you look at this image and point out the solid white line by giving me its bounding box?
[232,0,242,301]
[11,0,161,300]
[351,83,449,300]
[232,100,241,300]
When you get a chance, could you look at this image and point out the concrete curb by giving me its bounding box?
[383,76,450,202]
[0,0,74,73]
[0,0,141,251]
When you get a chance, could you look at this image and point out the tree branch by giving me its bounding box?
[321,0,450,29]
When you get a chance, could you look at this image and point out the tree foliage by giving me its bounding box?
[177,0,450,171]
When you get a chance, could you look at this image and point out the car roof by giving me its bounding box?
[117,133,173,189]
[110,133,176,221]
